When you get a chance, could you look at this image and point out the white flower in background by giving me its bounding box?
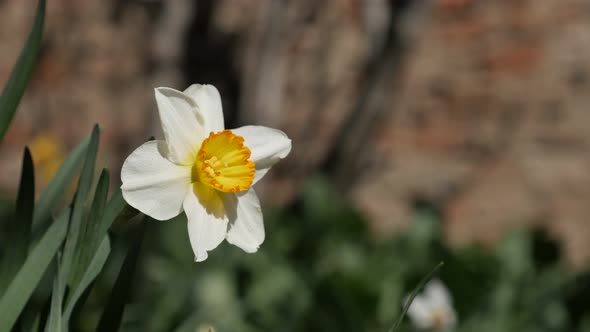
[121,84,291,262]
[405,279,457,330]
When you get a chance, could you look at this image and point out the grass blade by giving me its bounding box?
[0,148,35,295]
[0,0,45,142]
[387,262,444,332]
[0,209,70,331]
[33,133,91,237]
[96,222,145,332]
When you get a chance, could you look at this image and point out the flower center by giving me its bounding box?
[431,307,450,328]
[193,130,255,193]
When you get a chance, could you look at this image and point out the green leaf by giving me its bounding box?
[387,262,444,332]
[60,125,99,287]
[45,254,64,332]
[63,237,110,324]
[0,147,35,295]
[70,169,109,291]
[98,189,134,237]
[0,209,70,331]
[44,126,98,326]
[96,222,146,332]
[14,147,34,252]
[22,314,40,332]
[33,133,91,237]
[0,0,45,142]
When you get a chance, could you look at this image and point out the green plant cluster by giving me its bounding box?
[103,176,590,332]
[0,1,141,331]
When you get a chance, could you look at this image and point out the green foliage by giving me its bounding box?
[0,2,139,330]
[96,223,145,332]
[0,125,138,331]
[60,125,101,289]
[0,209,69,331]
[46,253,65,332]
[70,169,110,294]
[0,0,44,142]
[0,148,34,294]
[0,127,136,332]
[33,133,91,238]
[64,237,111,323]
[95,175,589,332]
[0,127,133,332]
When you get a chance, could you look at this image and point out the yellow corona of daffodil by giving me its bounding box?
[121,84,291,262]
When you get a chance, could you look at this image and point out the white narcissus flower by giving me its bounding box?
[405,279,457,330]
[121,84,291,262]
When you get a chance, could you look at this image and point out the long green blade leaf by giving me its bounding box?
[96,222,145,332]
[22,314,40,332]
[0,147,35,295]
[60,125,99,287]
[0,0,45,142]
[45,254,64,332]
[14,147,34,252]
[70,169,109,290]
[33,133,91,237]
[63,237,110,324]
[0,209,70,331]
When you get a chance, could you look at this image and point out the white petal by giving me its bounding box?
[224,189,264,253]
[155,87,205,165]
[184,183,229,262]
[231,125,292,184]
[184,84,225,132]
[405,295,434,329]
[425,279,453,307]
[446,308,458,328]
[121,140,191,220]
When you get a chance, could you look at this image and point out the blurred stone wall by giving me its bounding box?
[2,0,590,265]
[354,0,590,266]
